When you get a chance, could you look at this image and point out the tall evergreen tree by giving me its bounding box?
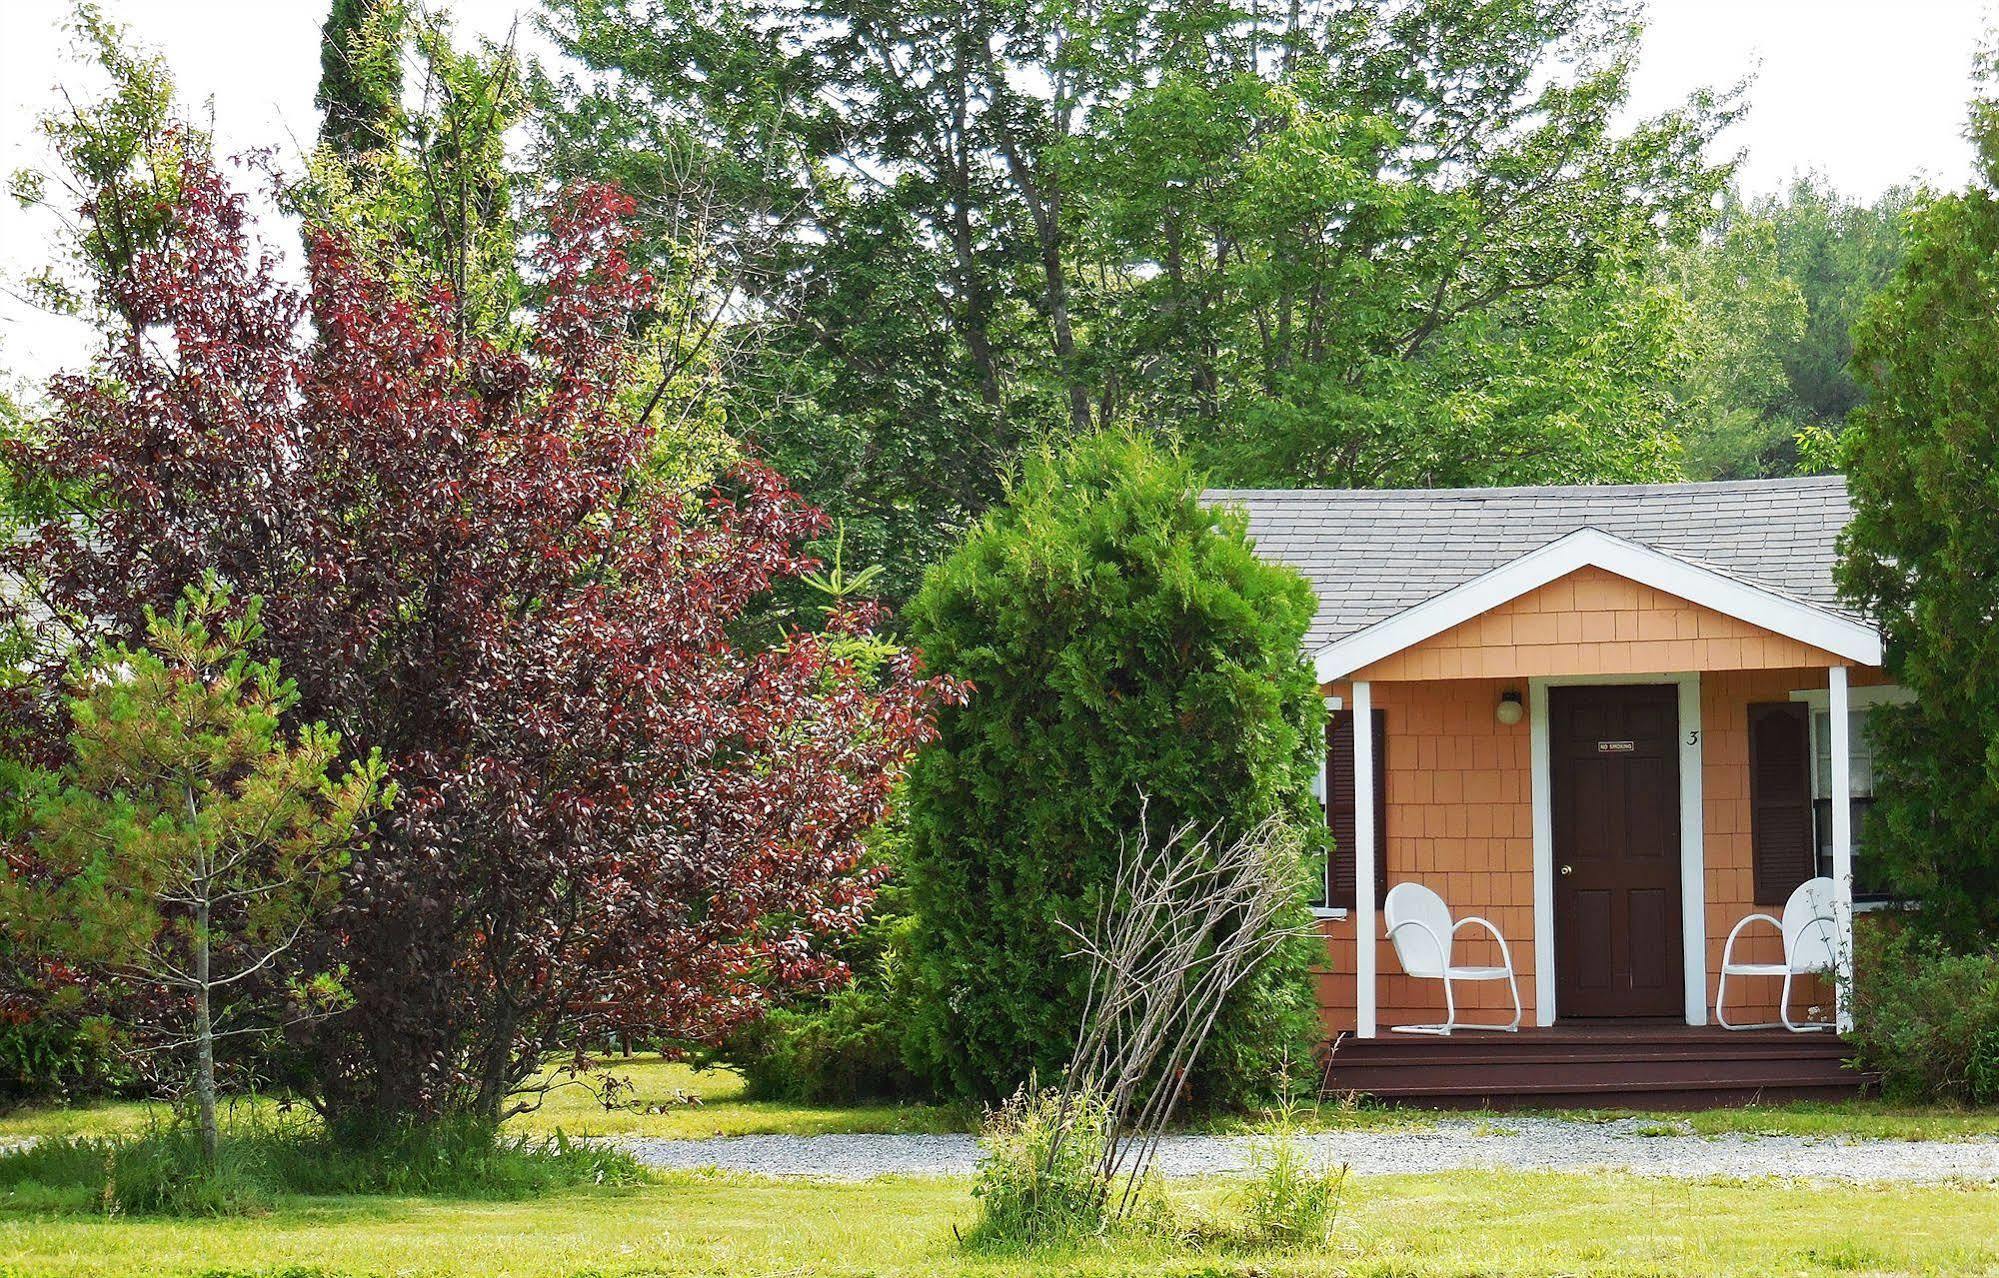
[1837,67,1999,945]
[316,0,403,161]
[1669,177,1913,479]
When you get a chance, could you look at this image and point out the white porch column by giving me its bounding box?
[1353,680,1378,1038]
[1829,665,1856,1032]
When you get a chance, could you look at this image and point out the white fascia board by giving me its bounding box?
[1312,527,1883,682]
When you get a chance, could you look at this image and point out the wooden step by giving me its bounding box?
[1325,1060,1864,1094]
[1316,1023,1876,1109]
[1331,1045,1851,1068]
[1349,1079,1876,1111]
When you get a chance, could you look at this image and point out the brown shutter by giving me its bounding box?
[1326,708,1387,910]
[1749,701,1815,905]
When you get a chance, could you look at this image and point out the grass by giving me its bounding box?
[0,1115,645,1216]
[1524,1099,1999,1142]
[9,1061,1998,1148]
[0,1054,966,1145]
[1270,1095,1999,1142]
[2,1170,1997,1276]
[11,1066,1999,1148]
[510,1054,967,1140]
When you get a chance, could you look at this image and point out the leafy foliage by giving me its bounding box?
[298,4,527,345]
[316,0,404,161]
[540,0,1736,600]
[7,583,389,1162]
[900,433,1323,1107]
[730,980,924,1106]
[1848,923,1999,1105]
[1668,178,1913,478]
[4,144,953,1124]
[1836,69,1999,944]
[6,4,208,327]
[0,973,125,1104]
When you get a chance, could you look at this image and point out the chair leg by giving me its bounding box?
[1715,968,1783,1030]
[1389,975,1457,1035]
[1389,974,1524,1035]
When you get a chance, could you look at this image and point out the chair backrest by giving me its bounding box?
[1783,876,1840,973]
[1384,881,1453,979]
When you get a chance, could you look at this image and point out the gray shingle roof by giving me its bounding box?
[1204,476,1859,654]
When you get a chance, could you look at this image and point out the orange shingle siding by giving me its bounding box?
[1314,678,1536,1031]
[1347,566,1847,683]
[1310,662,1885,1035]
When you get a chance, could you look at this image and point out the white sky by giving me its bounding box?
[0,0,1989,385]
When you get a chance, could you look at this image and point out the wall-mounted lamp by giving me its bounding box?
[1495,689,1525,726]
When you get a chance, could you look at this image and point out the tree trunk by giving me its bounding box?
[194,891,219,1169]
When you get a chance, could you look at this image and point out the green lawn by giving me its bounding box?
[0,1055,966,1144]
[2,1170,1996,1277]
[9,1056,1999,1145]
[1267,1097,1999,1142]
[7,1059,1999,1276]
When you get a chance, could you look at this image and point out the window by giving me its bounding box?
[1801,688,1911,902]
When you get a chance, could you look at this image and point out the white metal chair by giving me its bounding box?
[1716,876,1840,1032]
[1382,882,1523,1035]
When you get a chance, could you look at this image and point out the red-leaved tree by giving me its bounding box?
[8,147,956,1121]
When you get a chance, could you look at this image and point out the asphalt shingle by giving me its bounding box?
[1202,476,1858,653]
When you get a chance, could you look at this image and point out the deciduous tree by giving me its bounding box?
[7,147,953,1122]
[542,0,1737,597]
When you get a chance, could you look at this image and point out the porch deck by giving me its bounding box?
[1318,1019,1877,1110]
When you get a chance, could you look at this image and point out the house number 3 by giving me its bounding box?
[1686,730,1701,746]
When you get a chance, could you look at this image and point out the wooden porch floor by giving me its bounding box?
[1318,1019,1877,1110]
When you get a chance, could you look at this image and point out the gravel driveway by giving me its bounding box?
[622,1116,1999,1183]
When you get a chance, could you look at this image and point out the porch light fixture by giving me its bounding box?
[1495,689,1525,726]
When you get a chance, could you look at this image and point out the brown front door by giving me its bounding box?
[1550,684,1684,1019]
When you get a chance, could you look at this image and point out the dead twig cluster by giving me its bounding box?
[1051,800,1313,1222]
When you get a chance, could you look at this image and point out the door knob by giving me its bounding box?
[1559,864,1573,876]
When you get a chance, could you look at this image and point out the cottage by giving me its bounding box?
[1217,476,1891,1105]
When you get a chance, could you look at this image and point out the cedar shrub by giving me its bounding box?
[900,432,1325,1108]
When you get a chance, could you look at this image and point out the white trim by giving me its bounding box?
[1528,672,1707,1027]
[1529,683,1556,1025]
[1309,907,1350,921]
[1829,667,1856,1033]
[1678,676,1708,1026]
[1313,528,1883,681]
[1353,680,1378,1039]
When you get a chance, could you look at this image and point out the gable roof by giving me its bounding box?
[1204,476,1878,675]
